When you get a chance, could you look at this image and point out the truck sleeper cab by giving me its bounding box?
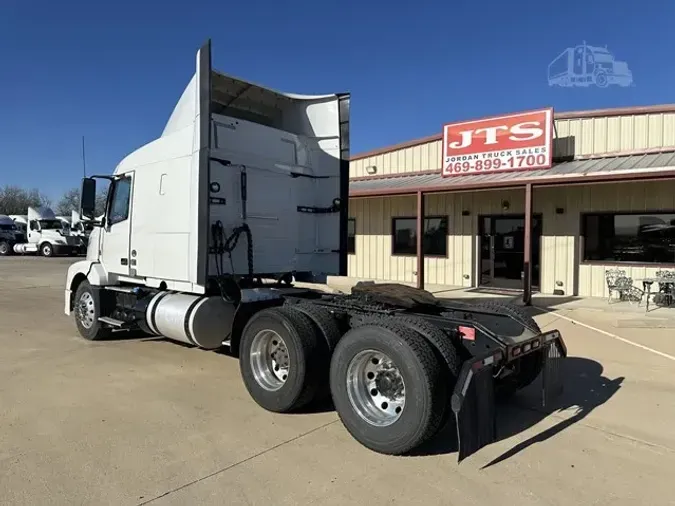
[64,39,567,459]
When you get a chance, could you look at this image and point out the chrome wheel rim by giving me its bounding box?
[346,349,406,427]
[250,330,289,391]
[77,292,95,329]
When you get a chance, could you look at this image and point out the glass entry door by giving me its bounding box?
[479,215,542,290]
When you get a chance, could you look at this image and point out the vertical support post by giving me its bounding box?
[523,183,533,305]
[416,191,426,290]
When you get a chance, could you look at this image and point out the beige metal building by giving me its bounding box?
[346,105,675,298]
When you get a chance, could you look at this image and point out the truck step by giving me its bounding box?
[98,316,126,327]
[104,286,137,294]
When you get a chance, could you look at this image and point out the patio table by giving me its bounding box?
[638,277,675,312]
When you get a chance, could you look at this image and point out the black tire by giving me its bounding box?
[474,301,541,333]
[288,302,342,352]
[355,314,460,435]
[40,242,53,257]
[392,316,460,432]
[0,241,10,256]
[287,302,341,399]
[476,302,544,396]
[239,306,325,413]
[73,280,112,341]
[329,323,446,455]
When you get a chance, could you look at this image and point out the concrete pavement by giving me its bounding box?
[1,257,674,505]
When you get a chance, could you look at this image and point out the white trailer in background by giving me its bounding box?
[13,206,82,257]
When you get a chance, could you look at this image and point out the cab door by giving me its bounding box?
[100,173,133,276]
[28,220,40,245]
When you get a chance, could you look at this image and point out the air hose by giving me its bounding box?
[210,220,254,303]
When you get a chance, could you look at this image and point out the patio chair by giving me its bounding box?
[605,269,644,305]
[655,269,675,306]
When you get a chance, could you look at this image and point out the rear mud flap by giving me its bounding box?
[541,335,567,409]
[450,335,567,463]
[450,352,500,463]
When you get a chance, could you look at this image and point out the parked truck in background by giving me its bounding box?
[70,211,94,253]
[9,215,27,233]
[0,215,25,256]
[64,39,567,458]
[13,206,82,257]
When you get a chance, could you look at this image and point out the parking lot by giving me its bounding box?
[1,257,675,505]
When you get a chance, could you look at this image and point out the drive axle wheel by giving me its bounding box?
[40,242,53,257]
[240,306,325,413]
[73,280,111,341]
[250,329,290,391]
[346,349,407,427]
[330,323,446,456]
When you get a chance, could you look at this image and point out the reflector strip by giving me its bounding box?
[458,326,475,341]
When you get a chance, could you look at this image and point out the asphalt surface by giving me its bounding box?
[1,256,674,505]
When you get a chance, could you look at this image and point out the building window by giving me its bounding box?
[582,212,675,264]
[392,216,448,256]
[347,218,356,254]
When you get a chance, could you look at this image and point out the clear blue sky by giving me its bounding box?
[1,0,673,202]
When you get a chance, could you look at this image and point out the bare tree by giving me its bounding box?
[95,191,108,216]
[56,187,81,216]
[0,185,51,215]
[56,185,109,217]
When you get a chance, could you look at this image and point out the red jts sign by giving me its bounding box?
[441,108,553,177]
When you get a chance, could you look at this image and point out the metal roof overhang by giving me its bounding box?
[349,151,675,197]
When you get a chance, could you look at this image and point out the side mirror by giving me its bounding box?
[80,178,97,219]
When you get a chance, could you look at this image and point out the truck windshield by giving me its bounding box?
[39,219,63,230]
[0,224,16,231]
[593,52,612,63]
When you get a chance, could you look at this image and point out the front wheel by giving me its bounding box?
[0,241,10,256]
[73,280,111,341]
[40,242,53,257]
[329,323,446,455]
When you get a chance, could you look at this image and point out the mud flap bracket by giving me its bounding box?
[541,331,567,409]
[451,350,502,463]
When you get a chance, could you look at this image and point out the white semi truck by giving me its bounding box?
[13,206,82,257]
[64,39,567,458]
[70,210,94,253]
